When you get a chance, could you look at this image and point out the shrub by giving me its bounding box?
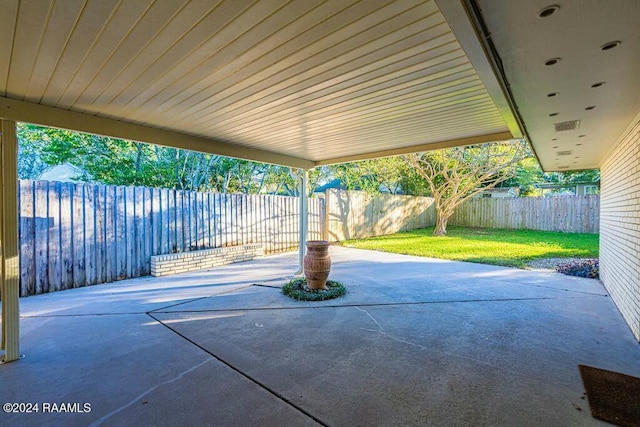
[282,277,346,301]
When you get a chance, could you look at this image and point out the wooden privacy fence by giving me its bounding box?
[18,180,324,296]
[325,189,436,241]
[17,181,599,297]
[449,196,600,233]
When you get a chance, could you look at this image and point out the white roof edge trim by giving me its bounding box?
[315,131,515,166]
[434,0,522,139]
[0,96,315,170]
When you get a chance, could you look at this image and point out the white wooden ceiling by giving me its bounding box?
[3,0,636,171]
[0,0,515,168]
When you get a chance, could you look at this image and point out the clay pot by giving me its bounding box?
[304,240,332,290]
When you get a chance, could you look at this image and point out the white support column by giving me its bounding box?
[300,169,308,274]
[291,169,309,275]
[1,119,20,362]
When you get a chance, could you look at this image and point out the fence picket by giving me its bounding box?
[94,185,106,285]
[48,182,62,291]
[33,181,49,294]
[105,186,116,283]
[19,181,35,295]
[84,183,96,286]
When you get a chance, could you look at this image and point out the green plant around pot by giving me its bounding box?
[282,277,346,301]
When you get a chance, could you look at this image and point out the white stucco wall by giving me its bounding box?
[599,113,640,341]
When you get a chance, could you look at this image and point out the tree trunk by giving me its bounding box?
[433,212,449,236]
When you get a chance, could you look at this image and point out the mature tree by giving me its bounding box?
[329,161,385,194]
[544,169,600,184]
[501,156,545,196]
[357,157,409,194]
[325,156,429,195]
[17,123,332,194]
[17,124,51,179]
[405,140,531,236]
[500,156,600,196]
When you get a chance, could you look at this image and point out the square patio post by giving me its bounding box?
[292,168,308,275]
[1,119,20,362]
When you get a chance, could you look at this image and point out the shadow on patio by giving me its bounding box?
[1,247,639,426]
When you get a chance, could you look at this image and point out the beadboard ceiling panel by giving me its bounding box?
[0,0,517,167]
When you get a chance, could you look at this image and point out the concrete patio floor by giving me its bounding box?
[1,246,639,426]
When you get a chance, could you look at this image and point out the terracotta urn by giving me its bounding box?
[304,240,332,290]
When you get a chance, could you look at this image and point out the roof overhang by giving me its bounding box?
[467,0,640,171]
[0,0,519,168]
[0,96,315,169]
[2,1,636,171]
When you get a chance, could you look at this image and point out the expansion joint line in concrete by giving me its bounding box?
[152,294,607,315]
[146,312,329,427]
[20,312,149,318]
[147,284,258,314]
[510,282,608,297]
[146,296,212,314]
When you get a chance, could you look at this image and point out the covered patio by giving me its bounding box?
[1,2,639,425]
[2,247,639,425]
[2,0,639,362]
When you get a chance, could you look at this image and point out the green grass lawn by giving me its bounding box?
[342,226,599,268]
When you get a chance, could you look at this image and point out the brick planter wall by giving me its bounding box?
[150,244,264,277]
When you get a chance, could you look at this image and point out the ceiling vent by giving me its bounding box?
[556,150,573,156]
[554,120,580,132]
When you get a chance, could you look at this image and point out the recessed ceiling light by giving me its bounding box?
[538,5,560,18]
[549,112,559,116]
[544,57,561,66]
[585,106,596,110]
[600,41,621,51]
[547,92,559,97]
[591,82,606,88]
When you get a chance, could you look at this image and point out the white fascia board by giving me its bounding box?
[0,97,315,169]
[434,0,523,139]
[316,131,514,166]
